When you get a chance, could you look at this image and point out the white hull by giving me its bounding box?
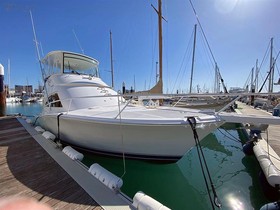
[38,111,222,161]
[6,97,21,103]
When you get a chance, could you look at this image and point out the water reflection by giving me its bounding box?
[225,192,245,210]
[177,125,268,209]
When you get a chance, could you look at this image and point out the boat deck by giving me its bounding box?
[0,116,108,209]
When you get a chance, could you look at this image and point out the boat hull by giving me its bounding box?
[38,114,222,161]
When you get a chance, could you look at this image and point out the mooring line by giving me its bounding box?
[187,117,222,209]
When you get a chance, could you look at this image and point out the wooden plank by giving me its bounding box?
[0,126,25,135]
[0,117,103,210]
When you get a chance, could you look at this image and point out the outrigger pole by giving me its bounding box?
[30,10,49,100]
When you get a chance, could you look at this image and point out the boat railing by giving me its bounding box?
[44,92,280,114]
[172,96,184,107]
[171,95,213,106]
[114,97,133,119]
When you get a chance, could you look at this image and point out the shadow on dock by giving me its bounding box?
[0,117,102,209]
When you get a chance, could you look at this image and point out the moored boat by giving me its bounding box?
[37,51,223,161]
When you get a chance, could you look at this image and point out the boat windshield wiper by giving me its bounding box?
[67,61,81,75]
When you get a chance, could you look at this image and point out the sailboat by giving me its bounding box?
[5,60,21,103]
[170,24,231,110]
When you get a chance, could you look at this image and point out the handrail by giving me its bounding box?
[120,92,280,98]
[43,92,280,117]
[43,92,280,103]
[217,95,242,113]
[115,97,133,119]
[172,96,184,107]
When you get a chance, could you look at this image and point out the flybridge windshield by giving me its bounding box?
[63,53,99,77]
[42,51,99,79]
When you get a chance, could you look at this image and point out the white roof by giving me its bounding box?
[41,51,99,65]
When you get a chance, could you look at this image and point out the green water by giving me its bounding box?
[5,103,270,209]
[82,125,269,210]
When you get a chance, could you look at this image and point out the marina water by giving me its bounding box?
[5,103,270,209]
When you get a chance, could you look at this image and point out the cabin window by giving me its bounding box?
[46,93,62,107]
[63,53,99,77]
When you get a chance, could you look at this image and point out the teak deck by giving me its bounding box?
[0,117,103,210]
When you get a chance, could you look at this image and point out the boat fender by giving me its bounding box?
[259,169,280,201]
[42,131,56,141]
[260,202,280,210]
[35,126,45,133]
[62,146,84,161]
[88,163,123,190]
[132,191,171,210]
[242,141,254,155]
[250,129,261,136]
[254,145,280,190]
[242,134,258,155]
[26,118,32,124]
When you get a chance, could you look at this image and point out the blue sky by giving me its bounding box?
[0,0,280,93]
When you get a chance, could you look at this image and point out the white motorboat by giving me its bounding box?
[37,51,223,161]
[6,96,21,103]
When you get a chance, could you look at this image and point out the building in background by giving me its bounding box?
[34,85,43,94]
[15,85,33,96]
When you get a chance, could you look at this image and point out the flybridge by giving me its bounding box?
[41,51,100,79]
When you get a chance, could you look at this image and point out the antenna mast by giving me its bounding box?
[110,30,114,89]
[189,24,197,93]
[73,29,85,54]
[30,10,49,99]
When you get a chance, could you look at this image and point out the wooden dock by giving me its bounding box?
[235,101,280,155]
[0,116,102,209]
[234,101,280,191]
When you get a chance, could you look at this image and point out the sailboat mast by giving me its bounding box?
[251,67,254,92]
[110,30,114,89]
[8,59,10,96]
[158,0,163,86]
[255,59,259,91]
[145,0,164,94]
[268,38,274,93]
[189,24,197,94]
[30,10,49,100]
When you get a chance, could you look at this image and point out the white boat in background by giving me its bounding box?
[6,96,21,103]
[22,95,37,103]
[37,51,223,161]
[5,59,22,103]
[37,97,43,103]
